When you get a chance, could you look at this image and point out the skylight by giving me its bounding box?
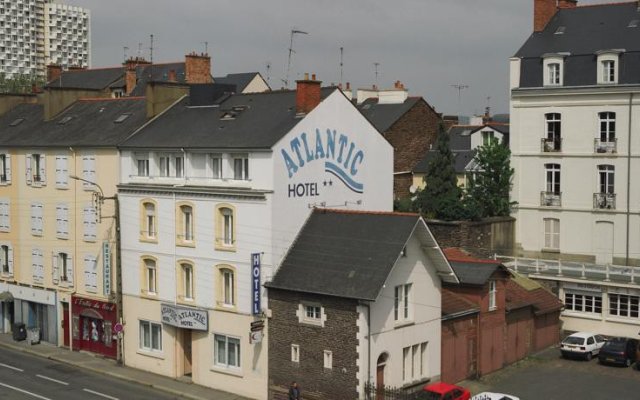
[114,113,131,123]
[9,118,24,127]
[58,116,73,125]
[629,20,639,28]
[554,26,566,35]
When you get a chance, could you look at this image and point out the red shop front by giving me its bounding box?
[71,295,118,359]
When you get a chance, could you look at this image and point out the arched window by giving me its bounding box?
[142,257,157,295]
[215,204,236,250]
[141,200,157,240]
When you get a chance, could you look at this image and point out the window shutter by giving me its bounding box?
[25,154,32,185]
[66,255,73,285]
[56,204,69,239]
[83,205,97,241]
[82,155,96,189]
[0,199,9,232]
[84,255,97,292]
[7,244,13,275]
[37,250,44,283]
[36,203,43,235]
[55,155,68,188]
[31,203,43,235]
[52,253,59,285]
[5,154,11,183]
[32,249,41,283]
[39,154,46,185]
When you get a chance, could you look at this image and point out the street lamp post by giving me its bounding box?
[70,175,124,365]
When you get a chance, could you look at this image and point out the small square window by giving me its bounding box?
[291,344,300,363]
[323,350,332,369]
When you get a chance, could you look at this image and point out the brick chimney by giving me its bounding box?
[185,52,212,84]
[557,0,577,8]
[534,0,558,32]
[47,64,63,83]
[125,63,137,95]
[296,73,322,115]
[168,69,177,82]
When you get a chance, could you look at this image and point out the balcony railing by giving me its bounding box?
[540,191,562,207]
[594,138,617,154]
[593,192,616,210]
[541,138,562,152]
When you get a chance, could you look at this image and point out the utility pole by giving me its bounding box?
[283,29,308,88]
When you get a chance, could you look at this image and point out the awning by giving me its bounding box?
[0,291,14,302]
[79,308,103,320]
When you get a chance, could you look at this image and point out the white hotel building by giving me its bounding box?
[0,0,90,79]
[117,78,392,399]
[508,1,640,337]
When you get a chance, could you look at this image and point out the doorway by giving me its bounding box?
[376,352,388,400]
[182,329,192,376]
[62,302,69,348]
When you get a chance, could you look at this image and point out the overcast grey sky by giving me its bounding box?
[64,0,605,118]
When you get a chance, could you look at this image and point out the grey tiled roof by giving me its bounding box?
[214,73,264,92]
[413,149,476,174]
[0,98,147,147]
[356,97,422,132]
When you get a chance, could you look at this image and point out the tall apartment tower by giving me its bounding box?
[0,0,90,79]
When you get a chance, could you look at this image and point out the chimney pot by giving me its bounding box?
[296,75,322,115]
[312,73,316,81]
[346,82,351,90]
[304,72,309,80]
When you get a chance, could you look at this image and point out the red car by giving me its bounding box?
[414,382,471,400]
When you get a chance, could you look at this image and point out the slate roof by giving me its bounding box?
[413,149,476,174]
[444,248,507,286]
[120,87,336,150]
[214,72,263,92]
[356,97,422,132]
[515,2,640,87]
[505,273,564,316]
[0,98,148,148]
[266,209,456,300]
[442,288,479,319]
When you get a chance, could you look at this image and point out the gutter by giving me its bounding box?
[626,93,634,265]
[441,309,479,321]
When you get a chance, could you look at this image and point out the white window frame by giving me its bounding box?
[291,344,300,363]
[222,268,235,306]
[232,154,249,180]
[0,198,10,233]
[26,153,46,186]
[608,293,640,318]
[139,320,162,352]
[135,153,149,177]
[83,205,97,242]
[564,292,602,314]
[543,55,565,86]
[221,207,233,246]
[394,283,412,322]
[55,154,68,189]
[599,112,616,142]
[298,302,326,327]
[181,205,193,242]
[210,154,222,179]
[30,202,44,236]
[545,163,561,194]
[145,259,157,295]
[323,350,333,369]
[81,154,96,190]
[543,218,560,250]
[144,202,156,239]
[596,52,621,85]
[182,263,194,301]
[0,153,11,185]
[489,280,497,311]
[213,334,241,369]
[55,203,70,239]
[598,165,615,195]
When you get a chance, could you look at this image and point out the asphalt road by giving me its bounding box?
[0,346,182,400]
[475,348,640,399]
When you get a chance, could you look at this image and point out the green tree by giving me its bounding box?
[414,122,464,220]
[467,139,516,217]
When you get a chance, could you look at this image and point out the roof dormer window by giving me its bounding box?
[628,19,639,28]
[542,54,567,87]
[596,50,623,85]
[554,26,566,35]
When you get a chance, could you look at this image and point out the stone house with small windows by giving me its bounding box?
[117,76,394,400]
[266,209,459,400]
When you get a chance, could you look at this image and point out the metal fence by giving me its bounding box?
[363,382,417,400]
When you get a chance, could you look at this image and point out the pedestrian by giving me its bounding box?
[288,381,300,400]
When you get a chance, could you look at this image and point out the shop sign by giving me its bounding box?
[161,303,208,331]
[73,296,116,312]
[103,241,111,296]
[563,282,601,293]
[250,330,263,344]
[252,253,261,315]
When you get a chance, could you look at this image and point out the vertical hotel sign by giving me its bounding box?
[103,241,111,296]
[251,253,261,315]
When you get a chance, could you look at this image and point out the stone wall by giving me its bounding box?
[426,216,515,257]
[268,289,359,400]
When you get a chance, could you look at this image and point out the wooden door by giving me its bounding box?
[62,302,69,347]
[376,364,384,400]
[183,329,192,376]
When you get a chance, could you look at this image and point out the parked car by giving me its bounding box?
[560,332,606,360]
[414,382,470,400]
[598,336,639,367]
[471,393,520,400]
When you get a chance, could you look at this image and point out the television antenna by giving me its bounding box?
[283,29,308,88]
[265,61,271,82]
[339,47,344,84]
[373,62,380,85]
[451,84,469,118]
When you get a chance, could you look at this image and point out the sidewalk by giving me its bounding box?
[0,333,252,400]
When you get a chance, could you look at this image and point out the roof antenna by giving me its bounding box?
[283,28,308,89]
[373,62,380,86]
[137,42,142,58]
[123,46,129,64]
[451,84,469,119]
[203,41,208,55]
[339,46,344,85]
[149,34,154,79]
[265,61,271,82]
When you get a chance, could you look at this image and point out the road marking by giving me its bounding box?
[36,374,69,385]
[0,362,23,372]
[83,388,119,400]
[0,382,52,400]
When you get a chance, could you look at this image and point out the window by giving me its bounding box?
[548,63,560,85]
[481,131,494,146]
[135,153,149,177]
[159,154,170,177]
[544,113,561,151]
[144,258,157,295]
[54,252,73,285]
[565,292,602,314]
[599,112,616,142]
[602,60,616,83]
[299,302,325,326]
[159,153,184,178]
[26,153,46,185]
[0,153,11,184]
[54,155,68,188]
[83,205,97,242]
[394,283,412,322]
[609,293,640,318]
[0,198,10,233]
[488,280,497,311]
[142,202,156,239]
[84,255,97,292]
[233,155,249,180]
[323,350,333,369]
[210,154,222,179]
[291,344,300,363]
[31,248,44,284]
[545,163,561,195]
[598,165,615,194]
[216,205,236,250]
[403,342,428,383]
[181,263,194,301]
[214,334,240,369]
[221,268,235,306]
[544,218,560,250]
[306,305,321,320]
[139,320,162,352]
[30,202,43,236]
[55,203,69,239]
[0,244,13,275]
[179,204,194,242]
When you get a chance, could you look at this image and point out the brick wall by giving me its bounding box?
[268,289,359,400]
[185,53,212,84]
[426,217,515,258]
[384,100,440,199]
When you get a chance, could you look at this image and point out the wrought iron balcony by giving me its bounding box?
[541,138,562,152]
[594,138,617,154]
[593,192,616,210]
[540,191,562,207]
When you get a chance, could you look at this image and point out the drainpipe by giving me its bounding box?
[626,93,634,266]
